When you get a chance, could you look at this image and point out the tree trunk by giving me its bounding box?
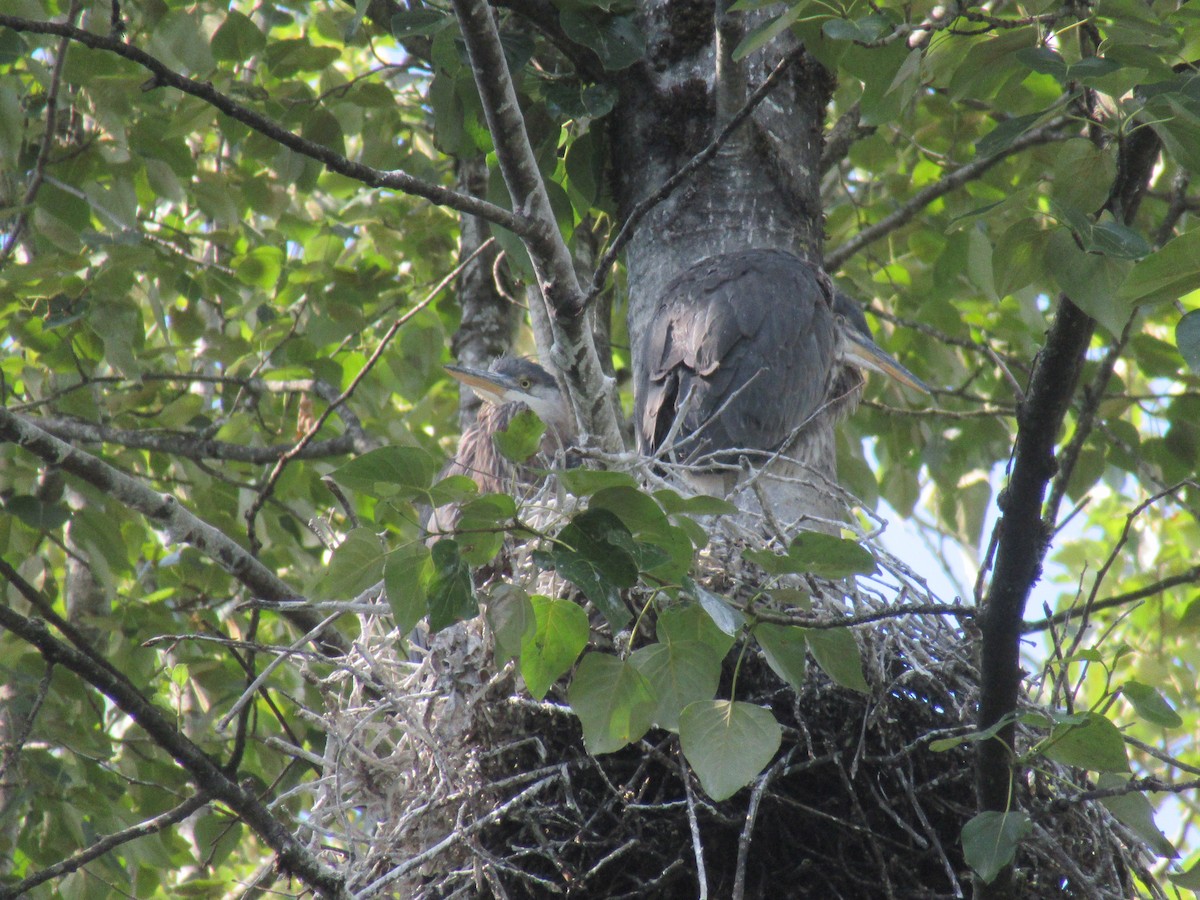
[614,3,831,356]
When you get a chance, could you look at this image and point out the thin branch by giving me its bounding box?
[0,3,79,269]
[739,601,975,629]
[450,0,622,451]
[0,15,527,236]
[29,417,359,464]
[826,116,1072,270]
[0,408,349,657]
[0,605,345,898]
[588,45,806,304]
[681,751,709,900]
[0,793,210,898]
[1048,776,1200,811]
[244,238,490,549]
[1022,563,1200,633]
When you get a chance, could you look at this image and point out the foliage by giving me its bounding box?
[1,0,1200,895]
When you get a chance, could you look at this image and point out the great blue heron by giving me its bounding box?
[635,248,927,528]
[428,357,574,534]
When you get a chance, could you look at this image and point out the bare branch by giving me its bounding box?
[29,416,359,464]
[1022,563,1200,633]
[0,14,527,236]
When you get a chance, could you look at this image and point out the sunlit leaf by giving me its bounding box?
[520,595,589,700]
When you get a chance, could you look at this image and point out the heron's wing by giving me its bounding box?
[637,250,837,461]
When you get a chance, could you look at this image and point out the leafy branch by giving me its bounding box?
[0,408,349,656]
[450,0,623,451]
[0,14,527,236]
[0,602,345,899]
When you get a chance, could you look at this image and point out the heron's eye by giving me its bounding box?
[519,378,531,389]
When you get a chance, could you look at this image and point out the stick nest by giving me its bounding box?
[300,475,1163,899]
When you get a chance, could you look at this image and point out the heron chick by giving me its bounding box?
[635,249,927,528]
[429,357,574,534]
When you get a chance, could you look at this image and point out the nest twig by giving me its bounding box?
[294,464,1164,898]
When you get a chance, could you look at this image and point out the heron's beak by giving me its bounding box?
[841,330,931,394]
[444,364,520,405]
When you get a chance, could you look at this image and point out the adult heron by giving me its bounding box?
[428,357,574,534]
[635,248,927,528]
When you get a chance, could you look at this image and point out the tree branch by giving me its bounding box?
[0,605,345,899]
[974,294,1094,881]
[0,4,78,269]
[29,416,360,464]
[0,14,528,236]
[0,793,210,898]
[1022,563,1200,633]
[450,0,623,451]
[825,116,1072,271]
[974,91,1164,896]
[0,408,349,657]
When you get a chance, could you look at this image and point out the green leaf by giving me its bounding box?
[1043,712,1130,772]
[822,14,890,43]
[557,468,638,496]
[679,700,782,801]
[786,533,877,578]
[732,3,806,61]
[559,10,645,71]
[568,652,656,753]
[1177,310,1200,372]
[426,539,476,632]
[1096,773,1176,858]
[1118,230,1200,307]
[656,604,736,660]
[232,246,283,289]
[1121,681,1183,728]
[545,508,638,628]
[962,811,1032,884]
[453,493,516,566]
[805,627,869,693]
[4,496,71,531]
[485,583,537,662]
[754,623,808,692]
[390,9,450,39]
[1045,228,1133,337]
[211,11,266,62]
[745,533,876,579]
[384,544,430,633]
[330,446,442,499]
[629,640,722,731]
[492,408,546,464]
[652,490,739,517]
[318,528,385,599]
[1169,863,1200,889]
[520,595,589,700]
[691,582,746,636]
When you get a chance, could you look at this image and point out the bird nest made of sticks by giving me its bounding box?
[298,466,1162,899]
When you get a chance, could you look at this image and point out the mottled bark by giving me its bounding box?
[614,1,831,365]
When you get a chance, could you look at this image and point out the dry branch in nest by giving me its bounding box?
[298,464,1164,899]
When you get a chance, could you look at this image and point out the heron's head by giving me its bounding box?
[444,358,570,427]
[831,291,930,395]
